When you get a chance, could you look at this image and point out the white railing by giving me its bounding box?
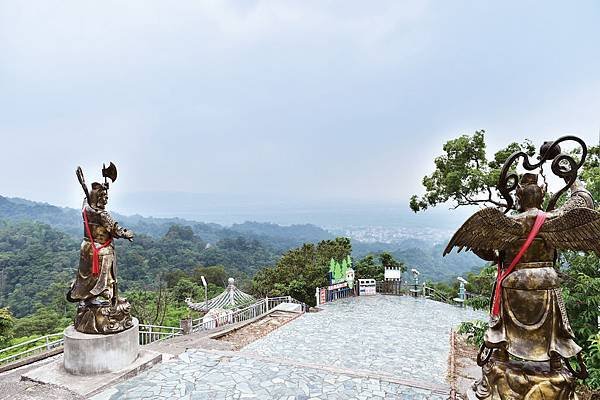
[267,296,308,312]
[0,332,64,365]
[191,299,267,333]
[138,324,183,345]
[191,296,307,333]
[0,323,183,367]
[0,296,306,367]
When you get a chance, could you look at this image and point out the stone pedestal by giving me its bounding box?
[64,317,139,375]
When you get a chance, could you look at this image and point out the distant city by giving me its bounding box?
[328,225,454,245]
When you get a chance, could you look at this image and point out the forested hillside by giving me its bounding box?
[0,195,482,322]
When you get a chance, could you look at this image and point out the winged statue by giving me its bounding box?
[444,138,595,400]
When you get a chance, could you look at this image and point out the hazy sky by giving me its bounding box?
[1,1,599,219]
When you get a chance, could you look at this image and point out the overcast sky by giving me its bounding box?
[1,1,599,219]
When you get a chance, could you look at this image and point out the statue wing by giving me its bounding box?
[443,208,524,256]
[539,207,600,253]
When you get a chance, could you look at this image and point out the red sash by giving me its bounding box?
[82,209,112,277]
[491,211,546,317]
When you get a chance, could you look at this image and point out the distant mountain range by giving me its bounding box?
[0,194,483,283]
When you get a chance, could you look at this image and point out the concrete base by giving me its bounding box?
[64,318,139,375]
[21,350,162,397]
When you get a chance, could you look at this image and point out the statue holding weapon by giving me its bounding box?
[445,136,596,400]
[67,163,135,334]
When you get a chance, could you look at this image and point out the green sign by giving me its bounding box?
[329,255,353,287]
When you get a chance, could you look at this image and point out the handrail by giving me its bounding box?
[0,332,63,355]
[191,296,307,333]
[423,285,451,303]
[0,296,306,367]
[0,323,183,366]
[0,333,64,364]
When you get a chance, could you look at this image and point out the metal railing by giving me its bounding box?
[0,296,306,367]
[0,323,183,366]
[267,296,309,312]
[0,332,64,365]
[191,296,307,333]
[376,281,404,295]
[138,324,183,345]
[423,285,451,303]
[191,299,267,332]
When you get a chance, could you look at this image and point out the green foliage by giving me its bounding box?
[352,252,405,282]
[13,307,71,337]
[0,219,274,318]
[379,252,406,273]
[410,130,534,212]
[192,266,230,288]
[462,264,496,311]
[585,333,600,390]
[424,280,456,303]
[354,255,382,281]
[0,308,14,347]
[560,252,600,347]
[458,320,489,347]
[251,238,352,307]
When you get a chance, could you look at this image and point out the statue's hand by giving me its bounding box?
[122,229,134,241]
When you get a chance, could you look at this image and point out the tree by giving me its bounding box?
[251,237,352,307]
[410,130,535,212]
[379,252,406,274]
[192,265,228,288]
[354,255,383,281]
[171,278,203,304]
[0,308,14,346]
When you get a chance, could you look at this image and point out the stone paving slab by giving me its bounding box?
[99,349,448,400]
[244,295,485,386]
[22,350,162,397]
[96,296,486,399]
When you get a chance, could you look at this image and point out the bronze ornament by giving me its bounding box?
[66,163,135,334]
[445,137,595,400]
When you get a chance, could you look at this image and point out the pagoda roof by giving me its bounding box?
[185,278,255,312]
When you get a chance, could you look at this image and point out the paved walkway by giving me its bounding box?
[96,296,485,399]
[245,295,484,386]
[98,349,447,400]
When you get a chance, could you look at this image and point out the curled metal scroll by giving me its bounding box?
[564,353,588,380]
[497,136,587,213]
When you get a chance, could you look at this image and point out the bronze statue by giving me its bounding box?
[445,136,595,400]
[66,163,135,334]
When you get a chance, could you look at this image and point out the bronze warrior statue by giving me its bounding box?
[445,136,596,400]
[66,163,135,334]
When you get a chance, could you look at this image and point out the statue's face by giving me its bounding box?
[96,190,108,209]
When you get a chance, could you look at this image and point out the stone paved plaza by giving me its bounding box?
[98,295,485,399]
[245,295,485,385]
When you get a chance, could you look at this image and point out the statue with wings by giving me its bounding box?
[445,137,593,400]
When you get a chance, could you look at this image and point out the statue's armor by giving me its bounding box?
[69,204,128,302]
[69,167,134,334]
[487,236,579,361]
[82,204,127,243]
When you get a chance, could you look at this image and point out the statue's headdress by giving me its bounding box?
[498,136,587,213]
[76,162,118,206]
[519,173,539,186]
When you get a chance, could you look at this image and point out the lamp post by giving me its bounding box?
[200,275,207,311]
